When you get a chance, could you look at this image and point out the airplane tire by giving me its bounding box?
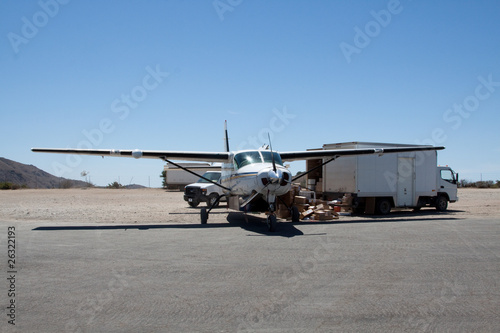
[201,208,208,224]
[291,206,300,222]
[268,215,277,232]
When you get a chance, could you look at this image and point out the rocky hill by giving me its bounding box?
[0,157,89,189]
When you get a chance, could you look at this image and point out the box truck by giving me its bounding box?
[306,142,458,214]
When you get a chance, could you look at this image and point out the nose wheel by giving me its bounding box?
[267,214,277,232]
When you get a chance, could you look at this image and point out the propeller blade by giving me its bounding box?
[268,133,277,172]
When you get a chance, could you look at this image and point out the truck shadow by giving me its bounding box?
[353,208,465,219]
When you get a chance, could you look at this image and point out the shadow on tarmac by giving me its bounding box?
[31,211,305,238]
[32,208,462,238]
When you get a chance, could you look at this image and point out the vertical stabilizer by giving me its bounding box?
[224,120,230,152]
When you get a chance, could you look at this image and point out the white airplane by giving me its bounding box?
[32,122,444,231]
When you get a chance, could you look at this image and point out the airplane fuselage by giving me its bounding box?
[221,150,292,198]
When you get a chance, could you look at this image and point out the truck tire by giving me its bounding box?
[435,195,448,212]
[188,200,200,208]
[376,198,391,215]
[352,197,365,215]
[207,193,220,208]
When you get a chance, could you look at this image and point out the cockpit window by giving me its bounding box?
[233,151,283,169]
[260,151,283,166]
[234,151,262,169]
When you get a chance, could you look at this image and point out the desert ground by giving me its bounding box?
[0,187,499,224]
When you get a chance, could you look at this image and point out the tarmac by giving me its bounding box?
[1,207,499,332]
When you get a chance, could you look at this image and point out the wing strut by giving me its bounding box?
[161,158,231,192]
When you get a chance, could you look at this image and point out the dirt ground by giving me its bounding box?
[1,188,499,224]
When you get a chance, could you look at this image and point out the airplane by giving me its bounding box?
[32,122,444,231]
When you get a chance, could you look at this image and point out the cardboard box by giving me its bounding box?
[277,204,290,219]
[295,204,309,212]
[300,209,314,219]
[279,191,294,207]
[294,196,308,205]
[315,203,325,211]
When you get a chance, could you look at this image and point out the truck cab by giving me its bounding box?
[434,166,459,211]
[184,171,226,208]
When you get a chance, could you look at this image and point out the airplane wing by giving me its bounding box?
[31,148,230,162]
[280,145,445,162]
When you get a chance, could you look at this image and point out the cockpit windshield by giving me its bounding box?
[233,151,283,169]
[261,151,283,166]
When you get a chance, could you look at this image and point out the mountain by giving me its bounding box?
[0,157,89,189]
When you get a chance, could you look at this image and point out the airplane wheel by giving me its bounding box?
[291,206,300,222]
[267,215,277,232]
[201,208,208,224]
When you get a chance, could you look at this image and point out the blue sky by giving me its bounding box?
[1,0,499,187]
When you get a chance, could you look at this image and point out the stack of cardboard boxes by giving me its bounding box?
[276,184,339,221]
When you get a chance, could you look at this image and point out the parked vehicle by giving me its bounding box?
[307,142,458,214]
[184,171,226,208]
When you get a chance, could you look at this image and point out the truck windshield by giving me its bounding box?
[198,172,221,183]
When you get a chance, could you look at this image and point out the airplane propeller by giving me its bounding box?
[268,133,277,173]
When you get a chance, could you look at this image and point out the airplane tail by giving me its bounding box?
[224,120,230,152]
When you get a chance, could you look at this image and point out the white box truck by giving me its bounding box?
[307,142,458,214]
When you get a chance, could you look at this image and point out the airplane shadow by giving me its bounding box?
[32,209,462,237]
[226,212,306,238]
[31,212,305,238]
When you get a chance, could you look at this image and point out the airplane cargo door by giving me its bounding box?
[397,157,414,207]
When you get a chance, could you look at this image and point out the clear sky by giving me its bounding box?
[1,0,499,188]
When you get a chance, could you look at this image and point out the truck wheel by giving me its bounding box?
[207,193,220,208]
[435,195,448,212]
[188,200,199,208]
[376,198,391,215]
[352,197,365,215]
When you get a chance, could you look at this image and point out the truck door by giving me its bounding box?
[397,157,415,207]
[438,168,459,202]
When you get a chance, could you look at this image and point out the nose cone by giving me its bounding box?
[257,167,291,194]
[268,169,282,184]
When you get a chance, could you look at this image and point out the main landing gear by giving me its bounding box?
[200,194,223,225]
[200,195,299,232]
